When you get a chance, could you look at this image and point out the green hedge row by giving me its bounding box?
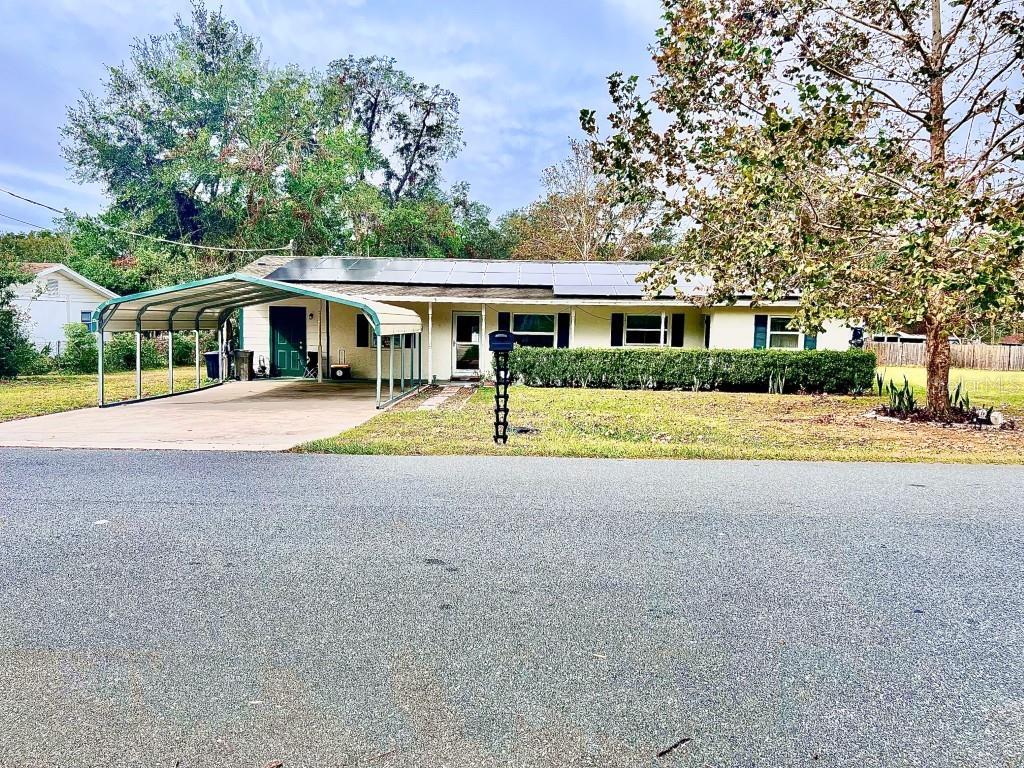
[507,347,877,394]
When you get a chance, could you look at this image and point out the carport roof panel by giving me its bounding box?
[93,273,422,335]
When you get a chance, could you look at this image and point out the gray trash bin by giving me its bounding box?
[233,350,254,381]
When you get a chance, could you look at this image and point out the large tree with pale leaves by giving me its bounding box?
[583,0,1024,414]
[506,139,670,261]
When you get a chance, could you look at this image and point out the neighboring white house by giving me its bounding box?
[234,255,855,382]
[13,263,117,351]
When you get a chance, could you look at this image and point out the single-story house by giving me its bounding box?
[235,255,852,382]
[92,255,855,407]
[13,262,117,350]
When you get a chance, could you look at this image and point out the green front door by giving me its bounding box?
[270,306,306,377]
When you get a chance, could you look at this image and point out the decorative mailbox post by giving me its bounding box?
[488,330,515,444]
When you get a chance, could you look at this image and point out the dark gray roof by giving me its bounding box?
[266,257,712,299]
[300,282,556,300]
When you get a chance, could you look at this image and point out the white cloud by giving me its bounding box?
[601,0,664,31]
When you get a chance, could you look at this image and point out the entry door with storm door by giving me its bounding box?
[452,312,481,378]
[270,306,307,377]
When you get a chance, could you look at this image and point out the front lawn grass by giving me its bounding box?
[298,366,1024,464]
[0,367,210,422]
[881,366,1024,414]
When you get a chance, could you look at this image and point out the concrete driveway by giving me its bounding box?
[0,380,380,451]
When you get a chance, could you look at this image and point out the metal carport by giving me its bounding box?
[92,273,424,409]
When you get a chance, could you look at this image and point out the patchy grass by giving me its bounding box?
[0,367,211,422]
[298,367,1024,464]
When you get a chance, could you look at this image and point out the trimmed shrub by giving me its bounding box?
[507,347,877,395]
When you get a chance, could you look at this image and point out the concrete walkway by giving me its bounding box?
[0,380,380,451]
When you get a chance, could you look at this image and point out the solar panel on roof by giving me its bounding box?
[554,285,608,297]
[262,257,698,298]
[416,261,454,272]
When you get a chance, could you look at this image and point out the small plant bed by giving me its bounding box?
[871,373,1017,430]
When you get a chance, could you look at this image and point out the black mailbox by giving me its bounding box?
[488,330,515,352]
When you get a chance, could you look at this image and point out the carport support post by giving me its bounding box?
[427,302,433,383]
[134,330,142,400]
[400,333,405,393]
[375,333,382,407]
[97,329,105,406]
[317,300,323,384]
[388,335,394,400]
[217,326,224,383]
[167,328,174,394]
[418,331,423,385]
[194,330,201,389]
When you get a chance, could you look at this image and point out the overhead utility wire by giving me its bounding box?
[0,211,49,230]
[0,186,292,254]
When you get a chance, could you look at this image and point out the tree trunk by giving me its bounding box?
[923,0,950,417]
[924,304,951,415]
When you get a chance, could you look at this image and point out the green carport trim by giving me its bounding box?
[93,272,386,333]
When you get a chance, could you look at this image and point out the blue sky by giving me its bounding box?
[0,0,661,233]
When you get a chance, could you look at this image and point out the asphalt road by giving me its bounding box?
[1,449,1023,768]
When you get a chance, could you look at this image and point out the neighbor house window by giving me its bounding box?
[513,314,555,347]
[80,311,92,325]
[768,316,800,349]
[625,314,664,346]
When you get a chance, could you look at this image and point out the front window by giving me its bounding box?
[625,314,664,346]
[769,316,800,349]
[513,313,555,348]
[80,311,92,324]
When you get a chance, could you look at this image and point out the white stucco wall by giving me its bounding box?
[242,299,853,381]
[12,271,112,350]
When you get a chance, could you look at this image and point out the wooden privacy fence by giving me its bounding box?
[865,341,1024,371]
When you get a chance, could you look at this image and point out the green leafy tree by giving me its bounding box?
[0,231,70,264]
[448,182,515,259]
[0,248,33,377]
[61,2,376,286]
[583,0,1024,414]
[368,190,462,259]
[327,56,464,204]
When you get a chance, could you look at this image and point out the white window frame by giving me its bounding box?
[624,314,666,346]
[512,313,556,347]
[768,315,801,349]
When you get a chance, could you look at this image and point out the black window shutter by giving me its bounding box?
[670,314,686,347]
[356,314,369,347]
[753,314,768,349]
[497,312,511,332]
[610,313,624,346]
[703,315,711,349]
[557,312,570,348]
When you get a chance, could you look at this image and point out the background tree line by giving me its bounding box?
[3,1,663,302]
